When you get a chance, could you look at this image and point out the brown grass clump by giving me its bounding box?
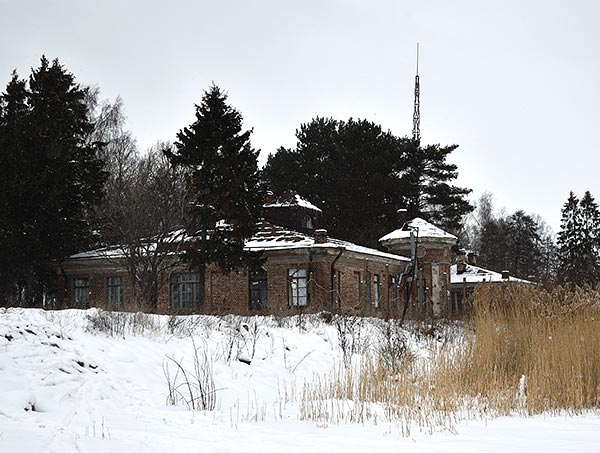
[299,285,600,433]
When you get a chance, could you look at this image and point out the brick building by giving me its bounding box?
[379,217,457,318]
[449,250,533,314]
[57,195,412,317]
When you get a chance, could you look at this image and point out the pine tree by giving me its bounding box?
[400,141,473,233]
[164,85,264,310]
[263,118,472,246]
[264,117,405,247]
[0,57,106,306]
[557,191,584,285]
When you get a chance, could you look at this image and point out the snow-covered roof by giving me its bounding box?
[68,246,124,260]
[379,217,457,243]
[247,222,409,262]
[450,264,532,285]
[68,230,189,261]
[263,194,322,212]
[68,222,409,264]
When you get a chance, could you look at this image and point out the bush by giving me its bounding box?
[85,309,159,337]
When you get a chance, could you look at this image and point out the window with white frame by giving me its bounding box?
[171,273,200,311]
[107,276,124,308]
[373,274,381,309]
[74,278,90,308]
[288,268,308,306]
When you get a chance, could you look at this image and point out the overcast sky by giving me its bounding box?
[2,0,599,232]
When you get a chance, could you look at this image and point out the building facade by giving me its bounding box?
[59,201,526,319]
[57,196,411,317]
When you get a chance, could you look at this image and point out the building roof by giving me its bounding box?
[247,222,410,262]
[379,217,457,243]
[67,222,410,264]
[450,264,532,285]
[263,193,322,212]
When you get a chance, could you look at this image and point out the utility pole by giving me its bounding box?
[412,43,421,144]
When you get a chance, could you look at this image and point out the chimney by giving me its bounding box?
[502,270,510,280]
[314,229,328,244]
[467,251,478,266]
[456,249,467,274]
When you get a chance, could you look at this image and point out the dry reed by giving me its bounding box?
[299,285,600,433]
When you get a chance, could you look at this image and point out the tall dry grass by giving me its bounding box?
[299,285,600,432]
[454,284,600,414]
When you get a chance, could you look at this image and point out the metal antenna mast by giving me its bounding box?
[412,43,421,144]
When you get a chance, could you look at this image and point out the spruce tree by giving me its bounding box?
[578,191,600,285]
[0,57,106,306]
[165,85,264,310]
[479,216,509,272]
[504,210,542,280]
[557,191,584,285]
[0,73,30,303]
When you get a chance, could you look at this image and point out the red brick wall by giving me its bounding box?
[58,248,409,318]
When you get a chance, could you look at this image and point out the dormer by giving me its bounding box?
[263,191,322,234]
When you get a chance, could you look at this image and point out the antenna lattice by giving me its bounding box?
[412,43,421,144]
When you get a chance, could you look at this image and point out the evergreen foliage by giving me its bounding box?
[479,215,509,273]
[0,57,106,306]
[263,118,473,247]
[400,140,473,233]
[557,191,600,286]
[264,117,405,247]
[504,210,542,280]
[164,85,264,310]
[472,193,554,281]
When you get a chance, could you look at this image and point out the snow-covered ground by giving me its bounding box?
[0,307,598,452]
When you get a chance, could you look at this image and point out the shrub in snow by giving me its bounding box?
[85,308,159,337]
[164,336,216,411]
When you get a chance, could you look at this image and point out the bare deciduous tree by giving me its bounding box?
[100,144,189,311]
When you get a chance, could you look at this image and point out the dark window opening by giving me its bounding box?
[366,273,371,309]
[171,273,200,311]
[249,269,268,310]
[302,215,313,230]
[107,276,124,308]
[74,278,90,308]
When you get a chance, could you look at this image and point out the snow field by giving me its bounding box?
[0,307,599,452]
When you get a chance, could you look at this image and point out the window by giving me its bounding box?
[288,268,308,306]
[366,273,371,308]
[391,276,399,311]
[249,269,268,310]
[107,276,124,308]
[355,272,362,304]
[373,274,380,309]
[74,278,90,308]
[302,215,313,230]
[335,270,342,307]
[171,273,201,311]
